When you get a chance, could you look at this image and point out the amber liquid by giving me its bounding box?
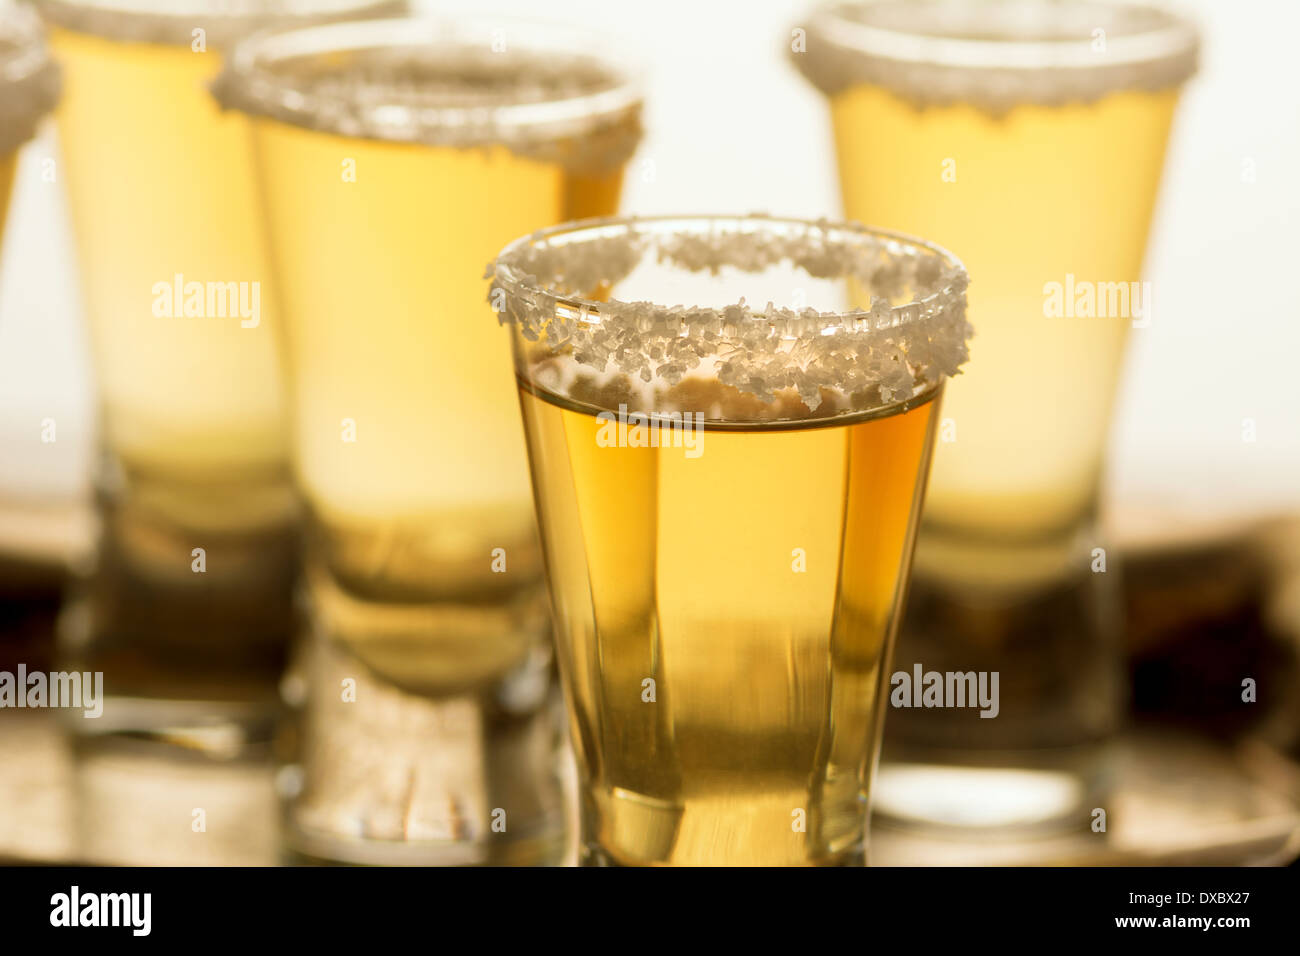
[250,118,625,675]
[833,85,1178,587]
[51,28,291,533]
[518,381,939,865]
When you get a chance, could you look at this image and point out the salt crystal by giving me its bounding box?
[489,214,972,419]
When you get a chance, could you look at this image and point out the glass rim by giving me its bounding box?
[794,0,1200,108]
[32,0,404,48]
[0,3,60,154]
[212,14,645,159]
[491,213,972,412]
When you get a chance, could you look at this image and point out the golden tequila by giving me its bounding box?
[520,381,939,865]
[833,86,1177,584]
[250,123,624,617]
[493,215,970,865]
[46,22,290,530]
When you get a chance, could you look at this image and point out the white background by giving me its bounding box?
[1,0,1297,550]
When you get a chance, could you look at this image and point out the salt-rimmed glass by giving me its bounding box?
[792,0,1199,835]
[214,15,643,865]
[0,2,59,234]
[490,214,970,866]
[36,1,401,773]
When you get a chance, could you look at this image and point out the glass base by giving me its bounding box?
[879,548,1123,833]
[873,743,1115,832]
[0,548,65,674]
[69,730,280,865]
[576,841,867,867]
[279,590,566,866]
[55,485,296,752]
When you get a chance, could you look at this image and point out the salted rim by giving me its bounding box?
[0,3,60,155]
[211,16,644,172]
[792,0,1200,110]
[32,0,405,49]
[489,214,972,410]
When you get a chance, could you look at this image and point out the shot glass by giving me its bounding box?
[792,0,1199,830]
[490,214,971,865]
[36,0,400,745]
[214,15,643,864]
